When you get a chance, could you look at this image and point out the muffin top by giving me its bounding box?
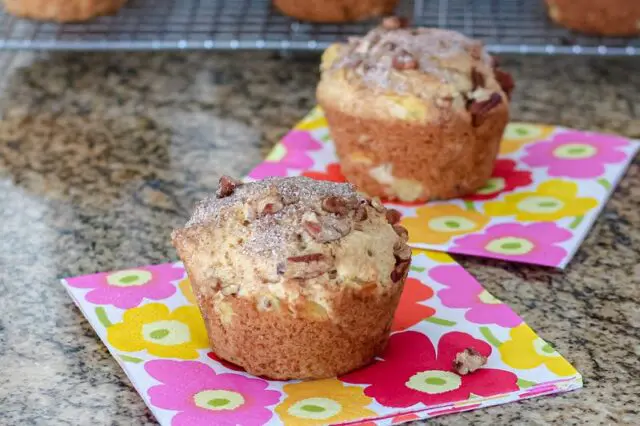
[173,176,410,314]
[320,17,514,110]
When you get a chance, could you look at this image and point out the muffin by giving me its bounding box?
[545,0,640,36]
[317,18,514,202]
[2,0,127,22]
[273,0,399,23]
[172,176,411,380]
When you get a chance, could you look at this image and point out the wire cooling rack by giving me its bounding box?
[0,0,638,55]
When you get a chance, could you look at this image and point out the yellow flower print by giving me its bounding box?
[276,379,375,425]
[499,123,555,155]
[179,277,197,304]
[402,205,490,245]
[297,107,328,131]
[107,303,208,359]
[419,249,456,264]
[499,324,577,377]
[484,180,597,222]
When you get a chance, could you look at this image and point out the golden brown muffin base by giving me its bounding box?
[190,273,404,380]
[546,0,640,36]
[3,0,127,22]
[273,0,398,23]
[321,103,508,201]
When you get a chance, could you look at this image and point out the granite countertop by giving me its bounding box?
[0,51,638,425]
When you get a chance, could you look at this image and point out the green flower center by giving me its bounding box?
[107,269,153,287]
[194,390,245,411]
[476,177,506,195]
[142,320,191,346]
[517,196,565,214]
[533,337,560,358]
[478,290,502,304]
[288,398,342,420]
[485,237,535,256]
[553,143,597,159]
[428,216,477,233]
[504,124,541,140]
[406,370,462,394]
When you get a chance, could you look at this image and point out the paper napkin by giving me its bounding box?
[248,107,640,268]
[61,250,581,426]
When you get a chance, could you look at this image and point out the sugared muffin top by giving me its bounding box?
[173,176,410,313]
[321,17,514,112]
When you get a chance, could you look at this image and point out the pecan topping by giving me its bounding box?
[354,205,368,222]
[382,16,408,30]
[322,196,348,215]
[288,253,325,263]
[453,348,487,375]
[495,69,515,99]
[393,224,409,242]
[469,93,502,127]
[257,195,284,216]
[216,175,241,198]
[394,242,412,261]
[390,259,410,283]
[285,253,332,279]
[392,52,418,71]
[471,67,485,90]
[303,216,351,243]
[385,209,402,225]
[370,197,385,213]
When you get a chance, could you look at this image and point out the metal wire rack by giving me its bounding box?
[0,0,638,55]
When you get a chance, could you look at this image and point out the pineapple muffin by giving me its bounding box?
[2,0,127,22]
[317,17,514,202]
[273,0,399,23]
[545,0,640,36]
[172,176,411,380]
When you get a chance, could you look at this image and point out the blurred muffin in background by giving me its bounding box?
[3,0,127,22]
[317,17,513,202]
[273,0,399,23]
[545,0,640,36]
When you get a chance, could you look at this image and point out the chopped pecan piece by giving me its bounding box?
[370,197,385,213]
[385,209,402,225]
[495,69,515,99]
[303,215,350,243]
[394,242,412,261]
[216,175,241,198]
[390,259,410,283]
[471,67,485,90]
[469,92,502,127]
[321,196,348,215]
[354,205,368,222]
[257,195,284,216]
[453,348,487,375]
[285,253,332,279]
[393,224,409,242]
[382,16,408,30]
[392,52,419,71]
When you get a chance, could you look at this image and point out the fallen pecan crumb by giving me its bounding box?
[385,209,402,225]
[471,67,485,90]
[453,348,487,375]
[322,196,348,215]
[392,52,418,71]
[216,175,241,198]
[382,16,408,30]
[469,92,502,127]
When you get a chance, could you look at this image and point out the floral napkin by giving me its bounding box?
[61,250,582,426]
[248,107,640,268]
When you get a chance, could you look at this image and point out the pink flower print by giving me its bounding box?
[452,223,572,267]
[522,131,629,179]
[145,360,281,426]
[429,265,522,328]
[248,130,322,179]
[66,263,181,309]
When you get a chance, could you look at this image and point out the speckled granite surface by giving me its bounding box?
[0,51,638,425]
